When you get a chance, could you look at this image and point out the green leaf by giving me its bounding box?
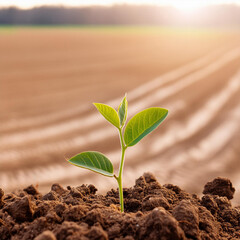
[93,103,120,128]
[68,151,114,177]
[118,94,128,127]
[124,107,168,147]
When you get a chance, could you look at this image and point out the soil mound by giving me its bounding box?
[0,173,240,239]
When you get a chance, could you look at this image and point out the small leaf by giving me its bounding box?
[118,94,128,127]
[124,107,168,147]
[93,103,120,128]
[68,151,114,177]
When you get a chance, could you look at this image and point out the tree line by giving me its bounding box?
[0,4,240,26]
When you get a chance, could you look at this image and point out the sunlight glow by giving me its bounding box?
[170,0,203,13]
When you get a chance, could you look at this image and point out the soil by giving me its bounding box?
[0,173,239,240]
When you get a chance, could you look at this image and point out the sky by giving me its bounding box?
[1,0,240,9]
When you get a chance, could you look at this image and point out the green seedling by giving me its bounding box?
[67,94,168,212]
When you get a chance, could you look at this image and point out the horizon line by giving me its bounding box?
[1,2,240,10]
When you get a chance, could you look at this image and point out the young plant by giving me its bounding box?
[67,95,168,212]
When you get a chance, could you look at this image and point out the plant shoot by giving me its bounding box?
[67,94,168,212]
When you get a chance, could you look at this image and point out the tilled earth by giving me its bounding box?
[0,173,239,240]
[1,28,240,198]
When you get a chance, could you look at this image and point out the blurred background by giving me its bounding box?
[0,0,240,203]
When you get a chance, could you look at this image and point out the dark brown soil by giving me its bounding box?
[0,173,239,240]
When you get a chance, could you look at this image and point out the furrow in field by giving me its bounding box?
[150,68,240,155]
[1,47,240,150]
[164,112,240,196]
[165,104,240,173]
[0,48,225,132]
[1,68,239,192]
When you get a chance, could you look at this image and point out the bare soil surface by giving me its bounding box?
[0,27,240,202]
[0,173,239,240]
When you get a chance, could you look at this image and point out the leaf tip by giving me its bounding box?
[93,102,101,110]
[64,156,70,162]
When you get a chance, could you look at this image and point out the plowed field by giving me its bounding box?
[1,27,240,203]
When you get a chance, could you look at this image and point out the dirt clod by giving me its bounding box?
[142,196,170,211]
[87,224,108,240]
[0,188,4,207]
[0,174,240,239]
[0,188,4,199]
[43,191,59,201]
[24,185,40,196]
[51,183,67,195]
[34,230,56,240]
[173,200,200,239]
[4,195,35,222]
[138,207,186,240]
[203,177,235,200]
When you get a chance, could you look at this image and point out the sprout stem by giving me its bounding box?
[116,127,127,212]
